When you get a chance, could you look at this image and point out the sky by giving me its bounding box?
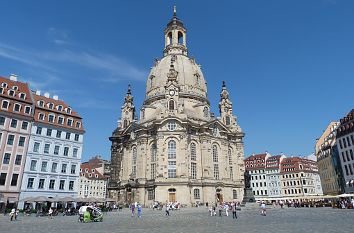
[0,0,353,160]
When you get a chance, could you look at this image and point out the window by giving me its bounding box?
[228,149,232,165]
[194,189,200,199]
[66,107,72,114]
[10,119,17,128]
[44,144,50,154]
[74,134,79,141]
[225,116,231,125]
[64,147,69,156]
[19,93,26,99]
[150,163,156,179]
[230,166,233,180]
[45,128,52,137]
[38,179,45,189]
[71,165,76,174]
[131,147,137,178]
[41,161,48,172]
[10,174,18,186]
[212,145,218,163]
[33,142,40,152]
[13,103,21,112]
[61,164,67,173]
[58,116,64,125]
[233,189,237,199]
[0,173,6,185]
[21,121,28,130]
[213,164,219,179]
[18,136,25,147]
[56,130,62,138]
[57,105,63,111]
[190,143,196,161]
[38,100,44,107]
[54,145,60,155]
[148,190,155,200]
[76,121,81,128]
[67,119,73,126]
[69,181,74,191]
[1,100,9,109]
[36,126,42,135]
[167,121,177,131]
[3,153,10,164]
[169,99,175,110]
[8,90,15,96]
[25,106,31,114]
[66,132,71,140]
[59,180,65,190]
[38,113,45,120]
[73,148,78,157]
[168,161,176,178]
[191,162,197,179]
[51,162,58,173]
[0,116,5,125]
[15,154,22,165]
[151,144,157,162]
[30,160,37,171]
[49,179,55,189]
[27,178,34,189]
[48,114,55,123]
[168,140,176,159]
[203,107,209,117]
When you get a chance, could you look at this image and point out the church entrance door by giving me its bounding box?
[169,193,176,202]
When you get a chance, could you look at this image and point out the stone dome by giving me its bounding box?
[145,54,208,102]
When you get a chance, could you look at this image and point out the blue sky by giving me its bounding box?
[0,0,353,160]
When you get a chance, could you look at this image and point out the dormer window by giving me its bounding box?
[66,107,72,114]
[92,169,95,173]
[38,100,44,107]
[13,103,21,112]
[85,168,88,173]
[8,90,15,96]
[76,121,81,128]
[0,87,3,94]
[38,113,45,120]
[48,103,54,109]
[19,93,26,100]
[95,174,98,178]
[57,105,63,111]
[89,174,92,177]
[1,82,8,88]
[58,116,64,125]
[12,86,18,91]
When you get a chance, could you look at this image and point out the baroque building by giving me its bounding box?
[108,8,245,207]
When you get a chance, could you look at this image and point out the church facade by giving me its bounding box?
[108,8,245,207]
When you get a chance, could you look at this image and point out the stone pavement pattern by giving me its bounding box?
[1,207,353,233]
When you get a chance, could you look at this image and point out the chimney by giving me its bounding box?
[35,90,41,96]
[44,92,50,98]
[53,95,59,100]
[9,74,18,81]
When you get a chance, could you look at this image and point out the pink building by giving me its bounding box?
[0,75,33,211]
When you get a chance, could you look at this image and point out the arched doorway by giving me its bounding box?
[216,188,223,203]
[168,188,176,202]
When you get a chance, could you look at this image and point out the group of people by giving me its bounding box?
[130,202,142,218]
[207,202,239,219]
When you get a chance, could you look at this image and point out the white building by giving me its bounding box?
[18,92,84,208]
[78,163,106,199]
[336,109,354,193]
[266,155,285,198]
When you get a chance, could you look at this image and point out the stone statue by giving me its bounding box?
[244,170,251,188]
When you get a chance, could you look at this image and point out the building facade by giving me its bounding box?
[0,75,33,211]
[266,155,285,198]
[108,9,245,207]
[316,121,345,195]
[244,153,270,199]
[336,109,354,193]
[18,92,84,208]
[78,162,106,199]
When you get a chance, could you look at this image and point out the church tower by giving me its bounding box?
[219,81,236,126]
[120,85,135,129]
[164,6,187,56]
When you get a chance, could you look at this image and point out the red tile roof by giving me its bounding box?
[80,163,105,180]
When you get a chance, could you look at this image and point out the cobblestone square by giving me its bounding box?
[1,207,353,233]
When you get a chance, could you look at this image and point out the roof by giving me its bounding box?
[280,157,318,174]
[337,109,354,137]
[245,153,269,170]
[80,163,105,180]
[33,93,84,133]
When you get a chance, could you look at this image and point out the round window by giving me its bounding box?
[167,121,177,131]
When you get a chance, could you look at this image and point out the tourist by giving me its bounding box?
[48,207,53,219]
[10,208,15,221]
[165,204,170,216]
[131,203,135,217]
[224,203,229,217]
[212,203,216,216]
[218,204,223,217]
[137,204,142,218]
[260,201,266,216]
[232,202,237,219]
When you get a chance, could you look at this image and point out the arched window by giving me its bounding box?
[123,119,128,128]
[168,32,172,45]
[168,140,176,159]
[168,188,176,192]
[169,100,175,110]
[131,147,137,178]
[151,144,157,162]
[178,31,184,44]
[228,149,232,165]
[225,116,231,126]
[194,189,200,199]
[212,145,218,163]
[190,143,196,161]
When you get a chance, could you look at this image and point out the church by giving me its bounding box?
[108,8,245,207]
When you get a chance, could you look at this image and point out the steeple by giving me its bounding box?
[120,84,135,129]
[163,6,188,56]
[219,81,234,126]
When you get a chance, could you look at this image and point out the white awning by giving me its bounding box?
[351,180,354,184]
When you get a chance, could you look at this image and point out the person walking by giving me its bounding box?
[165,204,170,216]
[260,201,266,216]
[131,203,135,217]
[232,203,237,219]
[224,203,229,217]
[10,208,15,221]
[48,207,53,219]
[137,204,142,218]
[218,204,223,217]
